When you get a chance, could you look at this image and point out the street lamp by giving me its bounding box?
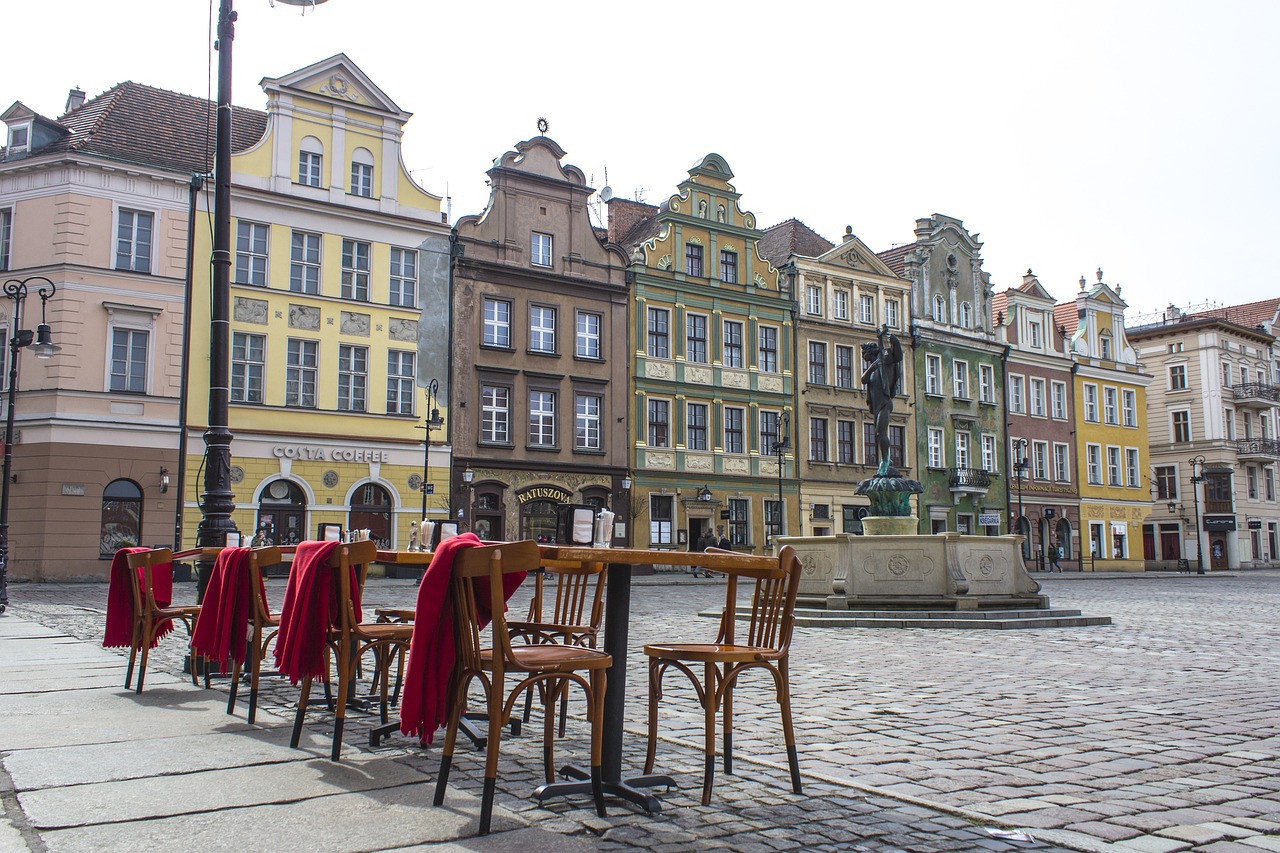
[1011,437,1028,554]
[1188,454,1206,575]
[770,412,791,544]
[419,379,444,518]
[0,276,59,613]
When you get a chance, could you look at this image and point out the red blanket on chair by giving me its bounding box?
[398,533,526,744]
[190,547,263,669]
[103,547,174,649]
[273,540,351,685]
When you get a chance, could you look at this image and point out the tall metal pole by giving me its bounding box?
[1190,454,1206,574]
[420,378,440,519]
[195,0,239,589]
[774,411,790,543]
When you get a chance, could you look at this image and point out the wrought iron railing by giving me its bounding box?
[1237,438,1280,458]
[1231,383,1280,403]
[949,467,992,489]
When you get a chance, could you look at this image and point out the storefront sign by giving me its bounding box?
[517,485,573,504]
[1203,515,1237,532]
[1247,519,1262,530]
[977,513,1001,526]
[272,445,390,462]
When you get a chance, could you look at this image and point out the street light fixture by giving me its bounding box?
[419,378,444,518]
[770,412,791,544]
[0,276,59,613]
[1188,454,1207,575]
[1011,437,1028,555]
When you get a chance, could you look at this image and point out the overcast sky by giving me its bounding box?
[5,1,1276,321]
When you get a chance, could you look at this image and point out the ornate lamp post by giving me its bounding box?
[770,412,791,544]
[0,276,59,613]
[1188,454,1206,574]
[1011,437,1028,554]
[419,378,444,518]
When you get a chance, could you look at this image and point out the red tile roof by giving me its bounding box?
[991,291,1010,327]
[875,243,916,277]
[757,218,834,266]
[1053,301,1080,336]
[1185,297,1280,329]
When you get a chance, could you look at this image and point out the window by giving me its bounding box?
[647,399,670,447]
[960,302,972,328]
[1051,381,1068,419]
[933,294,946,323]
[389,248,417,308]
[285,339,318,407]
[386,351,415,415]
[863,423,906,469]
[298,136,323,186]
[982,434,996,472]
[686,402,708,451]
[110,328,148,393]
[99,479,143,558]
[1054,444,1070,482]
[341,239,371,301]
[837,420,855,463]
[1126,448,1140,488]
[687,314,709,363]
[1009,375,1025,413]
[1155,465,1177,500]
[1169,342,1184,354]
[115,209,153,273]
[928,427,944,468]
[529,390,556,446]
[1248,466,1259,501]
[289,231,321,294]
[926,354,942,395]
[1028,319,1043,348]
[1225,407,1236,441]
[650,495,674,546]
[1086,444,1102,484]
[980,363,995,403]
[1169,364,1187,390]
[724,406,745,454]
[806,285,823,315]
[1122,389,1137,427]
[1083,384,1098,422]
[0,208,11,271]
[1172,410,1191,443]
[648,308,669,358]
[860,294,874,325]
[1107,446,1122,486]
[1030,378,1046,417]
[7,126,29,155]
[833,290,850,320]
[955,431,970,469]
[722,320,743,368]
[529,305,556,353]
[1100,333,1112,361]
[1033,441,1049,479]
[835,345,854,389]
[1265,467,1275,502]
[885,298,900,328]
[531,232,553,267]
[728,498,749,546]
[481,385,510,443]
[337,345,367,412]
[575,393,601,450]
[235,221,268,285]
[764,499,783,541]
[760,410,780,455]
[808,341,827,385]
[576,311,601,359]
[685,243,703,277]
[231,332,265,403]
[350,148,374,197]
[1104,387,1119,425]
[953,359,969,399]
[1222,361,1231,386]
[483,298,512,348]
[719,249,737,283]
[809,417,828,462]
[758,326,778,373]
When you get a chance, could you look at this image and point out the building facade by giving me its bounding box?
[450,134,630,544]
[610,155,794,552]
[760,221,915,536]
[878,215,1007,536]
[993,272,1080,568]
[1129,299,1279,569]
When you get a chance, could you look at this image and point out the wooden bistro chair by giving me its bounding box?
[289,540,413,761]
[226,545,283,724]
[123,548,202,694]
[643,545,805,805]
[507,557,606,745]
[434,541,610,835]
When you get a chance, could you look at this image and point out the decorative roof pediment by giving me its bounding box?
[818,229,898,278]
[1087,282,1127,308]
[261,53,408,120]
[1017,274,1056,303]
[492,136,586,187]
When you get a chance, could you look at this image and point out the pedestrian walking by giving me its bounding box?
[1049,545,1064,573]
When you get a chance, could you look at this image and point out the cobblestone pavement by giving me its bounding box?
[8,571,1280,852]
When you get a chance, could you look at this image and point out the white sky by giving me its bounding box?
[5,1,1277,320]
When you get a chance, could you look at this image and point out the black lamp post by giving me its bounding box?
[770,412,791,544]
[1011,437,1028,551]
[419,378,444,518]
[0,276,59,613]
[1188,454,1206,574]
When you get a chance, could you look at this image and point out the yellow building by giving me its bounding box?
[1057,272,1152,570]
[187,55,449,548]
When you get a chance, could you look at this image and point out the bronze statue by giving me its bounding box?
[861,325,903,477]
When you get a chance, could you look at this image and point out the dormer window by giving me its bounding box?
[1028,319,1043,348]
[350,147,374,197]
[298,136,323,187]
[7,124,30,157]
[1099,331,1113,361]
[933,294,946,323]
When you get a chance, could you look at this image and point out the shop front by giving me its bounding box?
[460,467,624,547]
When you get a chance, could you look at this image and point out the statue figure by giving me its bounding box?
[409,520,419,552]
[861,325,903,477]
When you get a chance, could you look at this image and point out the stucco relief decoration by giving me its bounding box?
[321,74,359,102]
[340,312,371,336]
[686,366,712,384]
[646,361,675,380]
[657,254,672,270]
[978,555,995,577]
[845,252,862,268]
[723,457,750,474]
[759,375,783,393]
[753,273,768,289]
[322,470,339,488]
[388,318,416,342]
[722,371,747,389]
[407,474,422,491]
[888,554,910,576]
[744,213,754,228]
[647,452,675,469]
[289,305,320,330]
[685,454,712,472]
[234,297,268,325]
[669,199,681,212]
[229,466,245,485]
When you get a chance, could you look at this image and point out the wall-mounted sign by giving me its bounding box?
[1203,515,1237,532]
[977,513,1001,526]
[272,445,390,462]
[1247,519,1262,530]
[61,483,85,496]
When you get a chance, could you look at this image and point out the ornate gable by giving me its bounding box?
[261,53,409,120]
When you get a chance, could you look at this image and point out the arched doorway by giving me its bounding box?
[257,479,306,546]
[521,498,559,543]
[100,479,143,557]
[1056,518,1073,560]
[473,489,504,542]
[1016,516,1032,560]
[349,483,392,549]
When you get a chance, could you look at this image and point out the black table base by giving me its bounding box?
[533,762,675,813]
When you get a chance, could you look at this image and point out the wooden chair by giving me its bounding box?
[643,545,804,805]
[508,557,606,742]
[434,541,609,835]
[226,546,282,723]
[289,540,412,760]
[123,548,202,694]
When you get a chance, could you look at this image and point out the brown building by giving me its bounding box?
[450,135,630,543]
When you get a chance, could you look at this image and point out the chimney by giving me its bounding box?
[65,87,86,113]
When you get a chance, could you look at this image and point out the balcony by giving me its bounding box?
[949,467,991,498]
[1237,438,1280,461]
[1231,383,1280,409]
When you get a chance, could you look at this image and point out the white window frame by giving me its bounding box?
[298,136,323,187]
[1053,442,1070,482]
[1029,378,1046,417]
[1107,445,1122,486]
[806,285,823,316]
[481,385,511,444]
[1028,319,1043,349]
[928,427,945,469]
[1086,444,1102,485]
[833,289,849,321]
[483,298,512,348]
[953,359,969,399]
[109,326,150,394]
[859,294,875,325]
[926,354,942,395]
[529,304,557,354]
[289,230,321,294]
[114,207,155,274]
[1051,380,1068,419]
[1126,447,1140,488]
[531,232,553,267]
[933,294,946,323]
[1032,440,1049,480]
[337,344,368,412]
[231,331,265,404]
[1009,374,1025,414]
[955,431,970,469]
[979,363,995,403]
[1169,364,1187,390]
[1103,386,1119,425]
[341,239,371,301]
[528,389,556,446]
[0,207,12,272]
[575,393,602,450]
[576,311,601,359]
[981,433,997,473]
[350,147,374,197]
[235,221,268,285]
[1122,388,1137,427]
[389,248,417,308]
[960,301,973,328]
[285,338,318,408]
[1083,383,1099,422]
[885,298,900,329]
[386,350,415,415]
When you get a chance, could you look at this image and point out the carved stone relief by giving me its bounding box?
[646,361,675,380]
[341,312,371,336]
[723,456,750,475]
[685,366,712,385]
[722,370,748,389]
[646,452,675,469]
[685,453,712,472]
[388,318,417,342]
[289,305,320,330]
[758,375,784,393]
[234,297,268,325]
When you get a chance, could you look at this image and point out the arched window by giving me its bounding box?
[100,479,143,557]
[1016,515,1032,560]
[1099,330,1113,361]
[933,294,946,323]
[960,302,973,328]
[350,147,374,198]
[1055,518,1073,560]
[298,136,324,187]
[257,479,307,545]
[349,482,392,548]
[521,498,559,543]
[473,487,505,542]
